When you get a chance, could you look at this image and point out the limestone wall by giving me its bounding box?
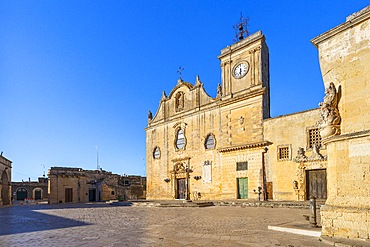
[312,6,370,241]
[264,109,327,201]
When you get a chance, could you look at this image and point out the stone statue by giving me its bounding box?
[317,82,341,138]
[217,83,222,97]
[148,111,153,121]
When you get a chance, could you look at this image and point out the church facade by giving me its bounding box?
[147,6,370,241]
[145,29,327,202]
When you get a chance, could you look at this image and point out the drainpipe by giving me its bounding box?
[262,147,268,201]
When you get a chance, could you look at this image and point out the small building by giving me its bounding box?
[48,167,146,204]
[11,177,48,201]
[0,154,12,206]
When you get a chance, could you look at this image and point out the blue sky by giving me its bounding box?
[1,1,368,181]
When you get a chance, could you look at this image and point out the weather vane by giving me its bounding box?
[177,66,184,80]
[233,13,249,42]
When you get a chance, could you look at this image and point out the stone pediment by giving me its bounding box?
[148,76,217,124]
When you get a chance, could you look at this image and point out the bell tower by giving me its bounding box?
[218,17,270,119]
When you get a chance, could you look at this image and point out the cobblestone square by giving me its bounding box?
[0,203,330,247]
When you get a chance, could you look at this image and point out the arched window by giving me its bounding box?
[205,134,216,149]
[153,147,161,159]
[175,129,186,149]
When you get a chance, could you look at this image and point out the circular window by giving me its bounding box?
[153,147,161,159]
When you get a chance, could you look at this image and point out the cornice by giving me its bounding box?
[322,129,370,145]
[219,87,266,107]
[218,141,272,153]
[311,6,370,48]
[218,31,264,59]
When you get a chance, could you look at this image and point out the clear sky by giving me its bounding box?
[1,1,368,181]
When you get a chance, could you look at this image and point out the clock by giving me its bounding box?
[233,63,248,79]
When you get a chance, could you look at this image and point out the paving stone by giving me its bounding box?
[0,203,332,247]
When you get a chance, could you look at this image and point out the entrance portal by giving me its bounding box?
[89,189,96,202]
[176,178,186,199]
[237,177,248,199]
[34,189,42,200]
[306,169,327,199]
[16,188,28,200]
[65,188,73,203]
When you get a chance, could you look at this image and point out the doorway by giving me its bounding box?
[237,177,248,199]
[16,188,28,201]
[176,178,186,199]
[34,189,42,200]
[65,188,73,203]
[306,169,327,199]
[89,188,96,202]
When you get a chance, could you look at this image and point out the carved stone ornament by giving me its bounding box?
[293,147,308,163]
[317,82,341,138]
[308,143,327,161]
[238,116,244,125]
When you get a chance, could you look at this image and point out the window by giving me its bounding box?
[111,191,115,195]
[236,162,248,171]
[153,147,161,159]
[278,146,290,160]
[308,128,322,149]
[175,129,186,149]
[205,134,216,149]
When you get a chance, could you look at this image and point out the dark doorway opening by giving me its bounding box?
[89,189,96,202]
[16,188,28,201]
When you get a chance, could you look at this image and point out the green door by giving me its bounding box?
[237,178,248,199]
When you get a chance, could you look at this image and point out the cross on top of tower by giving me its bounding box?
[233,13,250,42]
[177,66,184,80]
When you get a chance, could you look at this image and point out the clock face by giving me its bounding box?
[233,63,248,79]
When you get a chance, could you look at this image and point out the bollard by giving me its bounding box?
[309,196,317,227]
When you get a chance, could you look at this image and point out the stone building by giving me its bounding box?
[311,6,370,242]
[146,5,370,243]
[0,154,12,206]
[145,18,330,202]
[11,177,48,201]
[48,167,146,204]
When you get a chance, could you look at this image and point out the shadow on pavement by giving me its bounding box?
[0,202,132,236]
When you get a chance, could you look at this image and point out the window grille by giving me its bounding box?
[308,128,322,149]
[278,146,290,160]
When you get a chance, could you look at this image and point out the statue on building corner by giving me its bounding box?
[148,111,153,121]
[317,82,341,138]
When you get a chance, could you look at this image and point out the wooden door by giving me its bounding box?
[177,179,186,199]
[237,178,248,199]
[306,169,327,199]
[35,190,42,200]
[65,188,73,203]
